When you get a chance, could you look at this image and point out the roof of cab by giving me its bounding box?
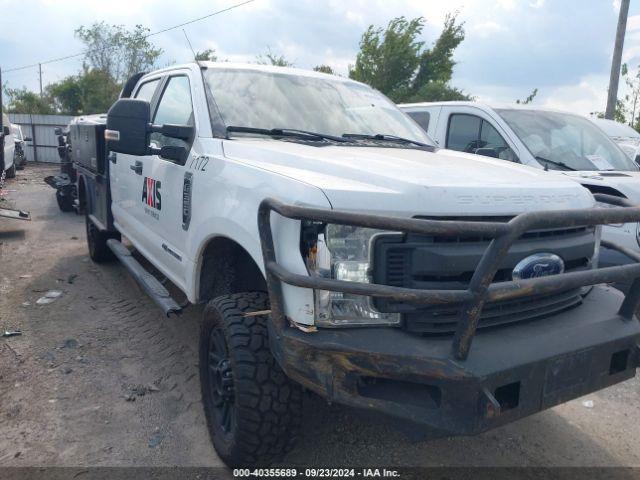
[398,100,583,116]
[141,61,360,85]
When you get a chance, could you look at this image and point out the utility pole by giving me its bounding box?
[38,63,43,97]
[605,0,630,120]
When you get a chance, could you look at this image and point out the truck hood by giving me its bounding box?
[222,139,595,215]
[560,171,640,203]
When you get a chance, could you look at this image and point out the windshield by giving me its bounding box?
[496,109,637,171]
[204,68,433,145]
[592,118,640,140]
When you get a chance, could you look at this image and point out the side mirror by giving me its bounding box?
[474,147,499,158]
[106,98,151,156]
[24,137,32,142]
[2,126,9,136]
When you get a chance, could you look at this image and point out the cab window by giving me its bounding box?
[446,114,481,152]
[447,113,518,162]
[134,79,161,103]
[407,111,430,132]
[151,76,195,153]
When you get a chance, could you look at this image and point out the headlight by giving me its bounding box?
[303,223,401,327]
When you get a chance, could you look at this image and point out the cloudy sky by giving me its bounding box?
[1,0,640,115]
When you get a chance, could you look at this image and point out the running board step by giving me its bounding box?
[106,239,181,317]
[0,207,31,221]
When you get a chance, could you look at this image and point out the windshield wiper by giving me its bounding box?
[226,126,354,143]
[342,133,434,149]
[535,156,576,171]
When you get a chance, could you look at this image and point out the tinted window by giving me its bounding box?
[151,76,194,151]
[407,111,430,132]
[447,114,481,152]
[447,113,518,162]
[134,79,160,103]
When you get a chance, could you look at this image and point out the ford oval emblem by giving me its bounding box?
[512,253,565,280]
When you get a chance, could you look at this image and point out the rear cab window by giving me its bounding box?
[406,111,430,132]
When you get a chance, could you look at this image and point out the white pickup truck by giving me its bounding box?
[1,112,16,179]
[400,102,640,279]
[72,63,640,467]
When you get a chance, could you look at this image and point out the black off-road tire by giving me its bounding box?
[5,163,15,179]
[85,214,119,263]
[200,292,302,468]
[56,191,74,212]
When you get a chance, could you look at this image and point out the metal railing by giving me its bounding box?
[258,194,640,360]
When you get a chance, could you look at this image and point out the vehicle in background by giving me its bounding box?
[11,124,31,170]
[0,112,30,221]
[69,63,640,467]
[590,117,640,166]
[1,112,16,179]
[399,101,640,283]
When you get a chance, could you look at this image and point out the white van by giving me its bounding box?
[1,112,16,179]
[399,101,640,276]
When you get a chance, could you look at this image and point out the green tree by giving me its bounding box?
[256,47,293,67]
[195,48,218,62]
[516,88,538,105]
[349,14,470,102]
[3,87,54,114]
[313,65,335,74]
[47,76,83,114]
[44,69,120,115]
[412,14,465,88]
[76,69,121,114]
[75,22,163,84]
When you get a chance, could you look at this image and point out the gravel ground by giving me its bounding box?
[0,164,639,470]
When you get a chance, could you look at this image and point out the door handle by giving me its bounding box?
[130,161,143,175]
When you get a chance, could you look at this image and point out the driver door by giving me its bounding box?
[441,107,519,162]
[113,72,197,290]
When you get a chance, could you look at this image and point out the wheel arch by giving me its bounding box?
[195,235,267,304]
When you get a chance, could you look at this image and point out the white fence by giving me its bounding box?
[8,113,75,163]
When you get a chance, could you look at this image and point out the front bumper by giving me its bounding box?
[258,195,640,435]
[270,286,639,436]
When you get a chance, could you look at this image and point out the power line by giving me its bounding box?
[2,0,255,74]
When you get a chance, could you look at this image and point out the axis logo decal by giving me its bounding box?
[142,177,162,211]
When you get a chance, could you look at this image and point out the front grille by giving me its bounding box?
[403,288,583,334]
[372,217,596,335]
